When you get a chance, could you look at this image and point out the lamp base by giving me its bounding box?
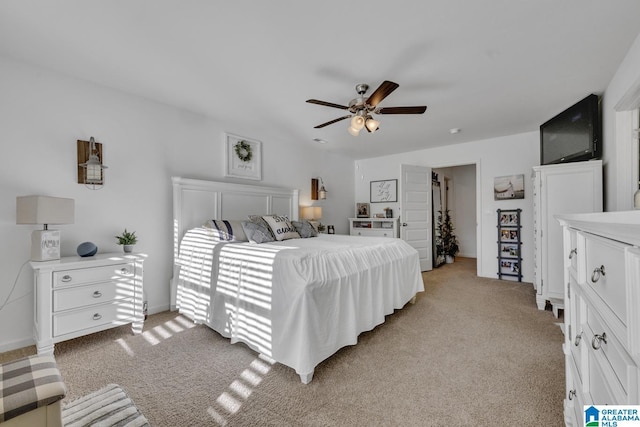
[31,229,61,261]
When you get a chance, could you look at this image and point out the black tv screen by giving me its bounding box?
[540,94,601,165]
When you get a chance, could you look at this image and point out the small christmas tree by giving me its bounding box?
[436,209,459,261]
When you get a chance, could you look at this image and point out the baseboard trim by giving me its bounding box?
[0,336,35,354]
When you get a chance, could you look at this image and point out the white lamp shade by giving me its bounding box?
[350,115,365,130]
[365,118,380,132]
[301,206,322,221]
[16,196,75,225]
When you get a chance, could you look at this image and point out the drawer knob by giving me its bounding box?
[569,248,577,259]
[62,275,72,282]
[574,332,582,346]
[92,291,102,298]
[120,268,130,275]
[592,332,607,350]
[92,313,102,321]
[591,265,605,283]
[568,389,576,400]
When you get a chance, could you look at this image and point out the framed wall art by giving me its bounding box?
[225,133,262,180]
[370,179,398,203]
[494,174,524,200]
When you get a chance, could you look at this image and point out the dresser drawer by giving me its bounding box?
[582,233,628,325]
[53,281,129,312]
[52,263,134,288]
[586,307,634,397]
[567,228,579,274]
[53,299,135,337]
[568,278,586,383]
[588,349,618,405]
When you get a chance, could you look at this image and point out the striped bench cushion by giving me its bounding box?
[0,354,66,422]
[62,383,149,427]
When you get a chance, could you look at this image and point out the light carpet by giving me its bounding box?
[0,258,565,426]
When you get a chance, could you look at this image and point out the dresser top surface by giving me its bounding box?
[556,210,640,245]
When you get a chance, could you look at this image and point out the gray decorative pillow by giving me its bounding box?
[292,220,318,238]
[262,215,301,241]
[241,220,275,244]
[203,219,248,242]
[248,215,276,239]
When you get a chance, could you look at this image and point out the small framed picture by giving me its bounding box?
[501,244,519,257]
[224,132,262,180]
[500,229,518,241]
[356,202,370,218]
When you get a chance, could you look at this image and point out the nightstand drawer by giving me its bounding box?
[53,263,133,288]
[53,300,135,337]
[53,281,129,312]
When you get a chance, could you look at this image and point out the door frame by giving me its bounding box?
[428,160,482,276]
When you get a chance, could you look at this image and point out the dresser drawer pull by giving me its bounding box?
[62,275,72,282]
[93,313,102,321]
[591,265,605,283]
[120,268,131,275]
[569,248,577,259]
[574,332,582,346]
[592,332,607,350]
[92,291,102,298]
[568,389,576,400]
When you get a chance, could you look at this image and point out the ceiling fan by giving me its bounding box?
[306,80,427,136]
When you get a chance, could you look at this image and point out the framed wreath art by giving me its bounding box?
[224,132,262,180]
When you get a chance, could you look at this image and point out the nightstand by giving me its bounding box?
[30,252,145,354]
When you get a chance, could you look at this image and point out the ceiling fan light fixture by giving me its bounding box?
[347,126,360,136]
[365,118,380,132]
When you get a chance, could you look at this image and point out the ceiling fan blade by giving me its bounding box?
[366,80,399,107]
[378,106,427,114]
[306,99,349,110]
[314,115,351,128]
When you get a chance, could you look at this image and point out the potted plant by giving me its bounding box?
[115,229,138,253]
[437,209,459,263]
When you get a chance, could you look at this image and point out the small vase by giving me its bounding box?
[445,255,454,264]
[123,244,134,253]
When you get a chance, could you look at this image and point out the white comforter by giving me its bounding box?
[175,228,424,383]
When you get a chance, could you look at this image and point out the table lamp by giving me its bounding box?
[16,196,75,261]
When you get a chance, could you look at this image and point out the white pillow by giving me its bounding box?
[203,219,248,242]
[262,215,301,241]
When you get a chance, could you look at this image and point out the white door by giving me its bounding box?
[400,164,432,271]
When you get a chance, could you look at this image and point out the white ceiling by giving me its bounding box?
[1,1,640,160]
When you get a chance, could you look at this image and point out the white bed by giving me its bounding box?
[170,177,424,383]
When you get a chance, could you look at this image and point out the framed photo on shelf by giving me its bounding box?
[500,229,518,242]
[224,132,262,180]
[500,260,520,274]
[370,179,398,203]
[356,202,370,218]
[499,213,518,225]
[500,243,519,257]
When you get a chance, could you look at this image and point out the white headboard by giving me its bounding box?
[170,177,299,307]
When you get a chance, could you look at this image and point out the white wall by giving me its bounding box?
[603,32,640,211]
[355,132,538,281]
[0,56,354,352]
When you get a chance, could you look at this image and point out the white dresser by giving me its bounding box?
[349,218,398,238]
[532,160,602,315]
[30,252,145,354]
[557,211,640,426]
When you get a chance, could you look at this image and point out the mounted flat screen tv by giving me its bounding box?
[540,94,601,165]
